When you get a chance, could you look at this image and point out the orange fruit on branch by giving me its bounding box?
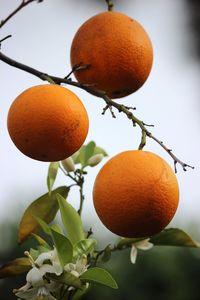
[93,150,179,238]
[7,84,89,162]
[70,11,153,99]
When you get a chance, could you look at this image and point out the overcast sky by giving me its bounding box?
[0,0,200,245]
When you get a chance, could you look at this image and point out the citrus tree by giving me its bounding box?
[0,1,198,300]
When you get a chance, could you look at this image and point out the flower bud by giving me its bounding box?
[88,154,104,167]
[61,157,75,172]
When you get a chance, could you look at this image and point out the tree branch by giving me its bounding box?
[0,35,12,44]
[0,0,41,29]
[0,51,194,172]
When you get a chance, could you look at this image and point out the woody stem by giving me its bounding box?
[105,0,114,11]
[0,0,36,29]
[0,51,194,172]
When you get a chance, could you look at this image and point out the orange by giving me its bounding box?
[7,84,89,162]
[70,11,153,99]
[93,150,179,238]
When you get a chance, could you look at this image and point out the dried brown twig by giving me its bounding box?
[0,0,193,172]
[0,0,42,29]
[0,51,194,172]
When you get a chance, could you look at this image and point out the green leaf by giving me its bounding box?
[101,245,112,263]
[79,141,96,167]
[18,186,69,243]
[37,245,51,254]
[116,237,145,249]
[150,228,200,248]
[78,147,86,166]
[72,142,108,166]
[31,233,51,249]
[51,223,64,234]
[72,151,80,164]
[80,267,118,289]
[84,141,96,164]
[47,271,83,289]
[51,229,73,267]
[57,194,85,245]
[93,146,108,157]
[116,228,200,249]
[30,248,40,261]
[34,216,51,236]
[47,162,59,194]
[73,239,97,259]
[0,258,31,278]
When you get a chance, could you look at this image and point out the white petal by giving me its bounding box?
[26,267,44,286]
[130,245,138,264]
[37,286,57,300]
[15,286,38,299]
[75,257,88,275]
[70,270,80,278]
[52,262,63,275]
[14,282,31,293]
[35,251,54,267]
[64,263,76,273]
[135,239,153,251]
[51,248,60,262]
[39,264,57,276]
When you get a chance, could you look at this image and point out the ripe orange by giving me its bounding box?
[70,11,153,99]
[93,150,179,238]
[7,84,89,162]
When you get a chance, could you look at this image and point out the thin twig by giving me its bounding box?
[59,165,79,184]
[102,104,116,118]
[0,35,12,45]
[76,171,85,216]
[86,228,93,238]
[64,63,90,80]
[142,122,154,127]
[0,0,37,29]
[105,0,114,11]
[59,165,86,215]
[148,133,194,172]
[124,105,136,111]
[78,182,85,215]
[0,51,194,172]
[139,130,147,150]
[101,96,194,172]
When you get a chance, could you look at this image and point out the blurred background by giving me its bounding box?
[0,0,200,299]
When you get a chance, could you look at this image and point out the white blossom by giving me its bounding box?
[14,250,89,300]
[130,238,153,264]
[35,248,62,276]
[64,255,88,278]
[15,283,58,300]
[14,249,62,300]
